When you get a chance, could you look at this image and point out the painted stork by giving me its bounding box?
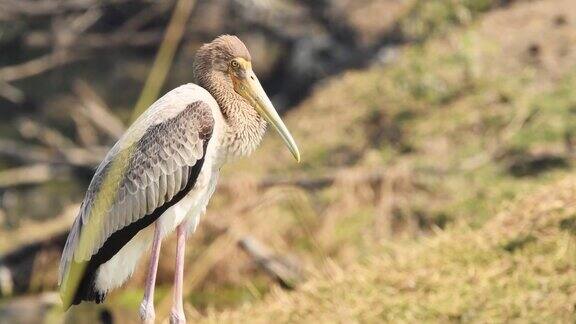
[59,35,300,323]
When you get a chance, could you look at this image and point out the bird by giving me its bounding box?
[58,34,300,323]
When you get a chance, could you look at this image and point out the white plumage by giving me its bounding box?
[59,84,225,303]
[71,84,225,293]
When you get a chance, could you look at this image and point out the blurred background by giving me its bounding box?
[0,0,575,322]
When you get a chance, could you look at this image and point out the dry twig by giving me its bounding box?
[73,80,125,140]
[0,81,25,104]
[0,164,69,188]
[17,118,77,150]
[131,0,197,119]
[238,236,302,289]
[220,168,386,192]
[0,51,81,82]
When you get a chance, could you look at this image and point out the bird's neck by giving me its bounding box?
[198,71,267,159]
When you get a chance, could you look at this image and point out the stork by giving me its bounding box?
[59,35,300,323]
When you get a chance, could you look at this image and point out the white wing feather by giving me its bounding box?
[59,84,216,285]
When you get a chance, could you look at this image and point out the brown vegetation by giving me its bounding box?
[1,0,575,322]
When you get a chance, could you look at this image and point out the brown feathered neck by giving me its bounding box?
[193,35,266,158]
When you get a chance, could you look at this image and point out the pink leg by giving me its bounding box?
[139,223,162,324]
[170,223,187,324]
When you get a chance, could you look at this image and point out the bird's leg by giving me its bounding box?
[170,223,188,324]
[139,222,162,324]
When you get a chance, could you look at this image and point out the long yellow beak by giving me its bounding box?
[234,65,301,162]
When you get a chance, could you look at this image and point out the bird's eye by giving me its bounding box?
[231,60,240,68]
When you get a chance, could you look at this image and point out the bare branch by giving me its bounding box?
[17,118,77,150]
[0,164,69,188]
[0,81,25,104]
[0,139,58,165]
[131,0,197,119]
[238,236,303,289]
[117,1,172,34]
[61,146,107,167]
[0,51,82,82]
[25,30,166,49]
[51,7,102,50]
[70,111,100,147]
[220,168,386,191]
[0,0,132,19]
[73,79,125,140]
[0,139,105,168]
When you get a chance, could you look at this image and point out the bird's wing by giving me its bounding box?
[59,97,214,283]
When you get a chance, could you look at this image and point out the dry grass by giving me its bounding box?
[102,0,576,318]
[201,176,576,323]
[188,0,576,320]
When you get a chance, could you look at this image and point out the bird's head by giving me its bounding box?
[194,35,300,162]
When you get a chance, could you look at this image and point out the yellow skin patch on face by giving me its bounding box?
[230,58,251,96]
[235,57,251,70]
